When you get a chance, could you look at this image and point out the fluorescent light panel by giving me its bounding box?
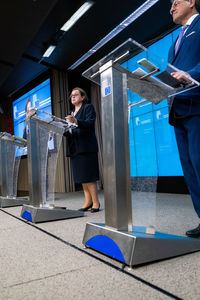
[42,45,56,57]
[68,0,160,70]
[61,1,93,32]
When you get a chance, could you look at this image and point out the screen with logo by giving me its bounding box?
[12,78,53,155]
[124,27,183,177]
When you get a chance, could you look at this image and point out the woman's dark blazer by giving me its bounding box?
[65,103,98,157]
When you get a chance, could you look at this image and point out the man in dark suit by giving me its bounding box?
[168,0,200,237]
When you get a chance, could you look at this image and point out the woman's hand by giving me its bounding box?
[65,112,78,124]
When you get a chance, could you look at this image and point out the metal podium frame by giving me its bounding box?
[21,111,84,223]
[82,39,200,267]
[0,132,29,208]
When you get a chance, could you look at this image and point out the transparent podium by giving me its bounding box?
[0,132,29,207]
[21,110,84,223]
[82,38,200,266]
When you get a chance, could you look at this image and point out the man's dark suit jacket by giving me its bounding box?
[168,15,200,125]
[65,103,98,157]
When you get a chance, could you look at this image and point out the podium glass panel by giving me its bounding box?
[82,39,200,266]
[21,110,84,223]
[0,132,28,207]
[83,38,199,102]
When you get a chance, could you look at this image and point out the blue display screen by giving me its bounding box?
[132,112,157,176]
[12,78,53,155]
[153,107,183,176]
[13,78,52,139]
[127,27,183,177]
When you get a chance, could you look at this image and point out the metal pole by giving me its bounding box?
[100,61,132,231]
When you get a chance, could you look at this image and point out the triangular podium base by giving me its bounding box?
[83,223,200,266]
[21,204,84,223]
[0,196,29,208]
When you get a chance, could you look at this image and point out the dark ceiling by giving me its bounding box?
[0,0,174,100]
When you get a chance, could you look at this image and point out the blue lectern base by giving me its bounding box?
[83,222,200,267]
[21,204,84,223]
[0,196,29,208]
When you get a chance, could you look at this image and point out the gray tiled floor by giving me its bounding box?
[0,190,200,300]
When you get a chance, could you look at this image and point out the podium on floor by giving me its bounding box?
[82,38,200,266]
[21,111,84,223]
[0,132,29,207]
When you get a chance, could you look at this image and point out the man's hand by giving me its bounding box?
[170,71,192,83]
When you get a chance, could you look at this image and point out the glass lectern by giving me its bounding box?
[0,132,29,207]
[82,38,200,267]
[21,110,84,223]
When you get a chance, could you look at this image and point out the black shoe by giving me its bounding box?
[78,203,92,211]
[91,203,100,213]
[186,224,200,237]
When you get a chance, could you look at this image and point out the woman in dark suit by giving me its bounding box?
[65,87,100,212]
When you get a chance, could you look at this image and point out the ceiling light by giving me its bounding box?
[68,0,160,70]
[42,45,56,57]
[61,1,93,32]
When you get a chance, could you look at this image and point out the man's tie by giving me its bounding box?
[174,25,189,54]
